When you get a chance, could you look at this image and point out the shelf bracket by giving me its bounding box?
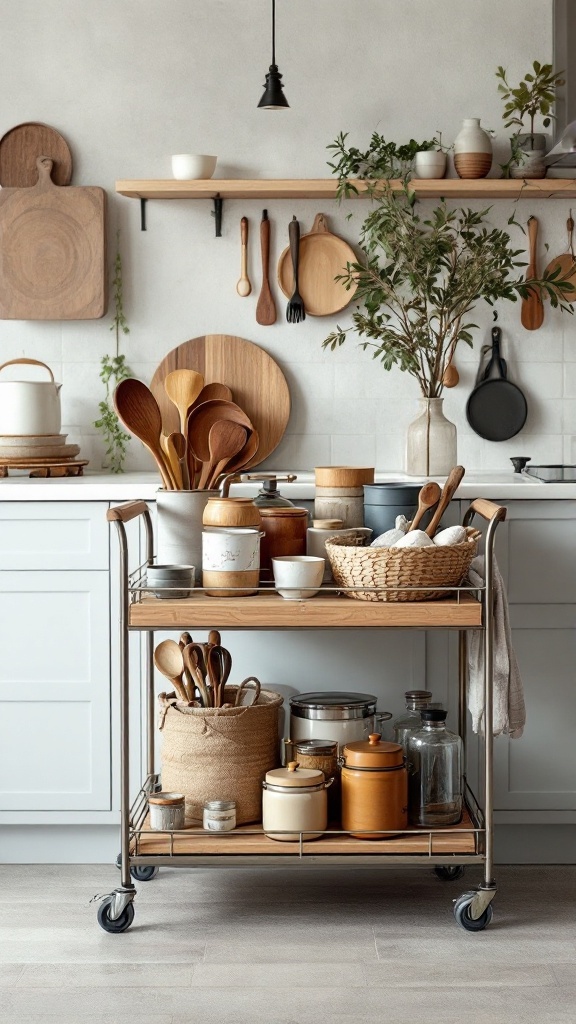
[211,194,223,237]
[140,198,147,231]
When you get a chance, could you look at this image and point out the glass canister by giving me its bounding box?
[340,734,408,839]
[292,739,340,820]
[262,762,332,841]
[203,800,236,831]
[393,690,433,751]
[259,506,309,579]
[408,709,463,826]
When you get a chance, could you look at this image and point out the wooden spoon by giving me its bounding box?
[521,216,544,330]
[114,379,176,489]
[187,400,253,464]
[200,421,248,489]
[442,360,459,388]
[182,644,211,708]
[236,216,252,297]
[160,432,183,489]
[425,466,466,537]
[169,431,189,489]
[543,215,576,301]
[217,426,260,476]
[256,209,276,325]
[164,369,204,434]
[409,480,442,531]
[154,639,190,702]
[189,382,233,414]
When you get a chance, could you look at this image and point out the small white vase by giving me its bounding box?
[406,398,457,476]
[414,150,447,179]
[453,118,492,179]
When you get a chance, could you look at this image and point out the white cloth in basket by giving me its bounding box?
[467,555,526,739]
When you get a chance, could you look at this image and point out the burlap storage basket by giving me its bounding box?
[158,687,283,824]
[326,528,480,603]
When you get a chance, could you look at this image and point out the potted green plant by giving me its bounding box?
[327,132,440,196]
[323,147,574,473]
[496,61,565,178]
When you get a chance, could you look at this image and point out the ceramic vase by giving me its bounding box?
[406,398,457,476]
[453,118,492,179]
[414,150,447,179]
[509,133,548,179]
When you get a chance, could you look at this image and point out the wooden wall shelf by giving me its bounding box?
[115,177,576,201]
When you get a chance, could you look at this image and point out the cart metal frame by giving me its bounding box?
[96,497,506,933]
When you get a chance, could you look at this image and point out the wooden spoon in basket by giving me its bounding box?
[425,466,466,538]
[408,481,442,531]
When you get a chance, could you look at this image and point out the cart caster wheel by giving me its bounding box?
[97,896,135,933]
[435,865,465,881]
[130,865,159,882]
[453,891,493,932]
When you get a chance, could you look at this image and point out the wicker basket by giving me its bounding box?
[325,528,480,603]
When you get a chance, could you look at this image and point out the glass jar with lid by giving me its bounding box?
[393,690,433,751]
[407,709,462,826]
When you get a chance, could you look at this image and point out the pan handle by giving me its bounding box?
[483,327,508,380]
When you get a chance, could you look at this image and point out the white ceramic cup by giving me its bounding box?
[171,154,217,180]
[202,527,262,572]
[272,555,325,600]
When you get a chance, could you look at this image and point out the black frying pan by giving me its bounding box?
[466,327,527,441]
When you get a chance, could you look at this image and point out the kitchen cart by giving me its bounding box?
[97,496,505,934]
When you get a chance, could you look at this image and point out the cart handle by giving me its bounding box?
[107,500,150,523]
[465,498,507,524]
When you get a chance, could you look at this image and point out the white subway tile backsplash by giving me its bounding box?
[331,434,376,466]
[563,363,576,398]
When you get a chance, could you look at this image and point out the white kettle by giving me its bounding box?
[0,358,62,435]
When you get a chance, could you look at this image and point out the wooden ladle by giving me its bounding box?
[199,421,248,489]
[164,369,204,434]
[114,379,176,489]
[154,639,190,703]
[425,466,466,537]
[187,400,253,464]
[408,480,442,531]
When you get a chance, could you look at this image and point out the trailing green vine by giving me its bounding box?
[94,233,132,472]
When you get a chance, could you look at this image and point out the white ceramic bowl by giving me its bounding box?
[171,154,217,180]
[272,555,325,600]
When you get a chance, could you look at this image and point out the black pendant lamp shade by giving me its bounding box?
[258,0,289,108]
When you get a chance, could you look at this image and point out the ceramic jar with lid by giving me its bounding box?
[289,691,392,750]
[202,497,262,529]
[262,761,333,841]
[314,467,374,529]
[340,733,408,839]
[202,526,263,596]
[453,118,493,179]
[148,792,186,831]
[259,506,309,579]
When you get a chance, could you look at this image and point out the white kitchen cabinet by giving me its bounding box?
[0,502,109,571]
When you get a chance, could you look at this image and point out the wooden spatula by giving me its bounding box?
[521,216,544,331]
[425,466,466,537]
[256,209,277,325]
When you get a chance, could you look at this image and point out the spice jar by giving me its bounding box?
[262,761,333,842]
[148,792,186,831]
[340,734,408,839]
[292,739,340,820]
[203,800,236,831]
[259,506,309,579]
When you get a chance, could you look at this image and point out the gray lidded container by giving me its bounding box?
[363,483,422,537]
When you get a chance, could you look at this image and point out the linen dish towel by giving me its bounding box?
[467,554,526,738]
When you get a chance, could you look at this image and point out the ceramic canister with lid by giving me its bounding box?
[340,733,408,839]
[202,497,262,529]
[202,526,262,596]
[289,691,392,750]
[259,506,309,579]
[262,761,333,841]
[314,467,374,528]
[0,358,62,435]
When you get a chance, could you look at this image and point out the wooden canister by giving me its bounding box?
[202,497,262,529]
[259,506,309,579]
[340,733,408,839]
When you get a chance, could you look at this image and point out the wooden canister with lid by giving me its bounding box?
[202,497,262,529]
[340,733,408,839]
[314,466,374,528]
[259,506,309,579]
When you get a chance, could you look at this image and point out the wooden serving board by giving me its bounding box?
[277,213,358,316]
[0,122,72,187]
[150,335,290,468]
[0,157,107,320]
[0,459,87,479]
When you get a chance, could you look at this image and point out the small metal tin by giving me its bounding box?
[203,799,236,831]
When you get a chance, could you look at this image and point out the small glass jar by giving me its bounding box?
[293,739,340,820]
[393,690,433,751]
[408,710,463,826]
[203,800,236,831]
[148,792,186,831]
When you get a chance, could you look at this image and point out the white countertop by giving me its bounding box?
[0,470,575,501]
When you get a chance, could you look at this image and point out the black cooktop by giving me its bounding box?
[524,465,576,483]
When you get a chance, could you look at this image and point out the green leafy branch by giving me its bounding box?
[496,60,564,137]
[93,233,132,473]
[327,131,441,200]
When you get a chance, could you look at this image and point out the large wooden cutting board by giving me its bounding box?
[150,335,291,468]
[0,157,107,320]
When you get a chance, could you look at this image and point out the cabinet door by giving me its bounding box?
[0,502,109,571]
[0,572,111,810]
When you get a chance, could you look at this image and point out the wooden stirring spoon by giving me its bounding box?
[408,480,442,531]
[236,216,252,296]
[425,466,466,538]
[521,216,544,331]
[114,378,176,489]
[154,639,190,703]
[202,421,248,489]
[442,360,459,388]
[164,369,204,434]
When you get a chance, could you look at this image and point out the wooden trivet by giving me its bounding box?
[0,459,88,478]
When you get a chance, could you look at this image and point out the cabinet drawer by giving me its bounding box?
[0,502,109,570]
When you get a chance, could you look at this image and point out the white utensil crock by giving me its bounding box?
[202,527,262,572]
[156,489,218,583]
[0,358,62,435]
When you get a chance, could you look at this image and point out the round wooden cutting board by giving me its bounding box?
[277,213,358,316]
[0,122,72,187]
[150,335,291,469]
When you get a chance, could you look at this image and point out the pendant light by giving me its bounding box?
[258,0,289,109]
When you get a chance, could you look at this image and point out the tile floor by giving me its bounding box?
[0,864,574,1023]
